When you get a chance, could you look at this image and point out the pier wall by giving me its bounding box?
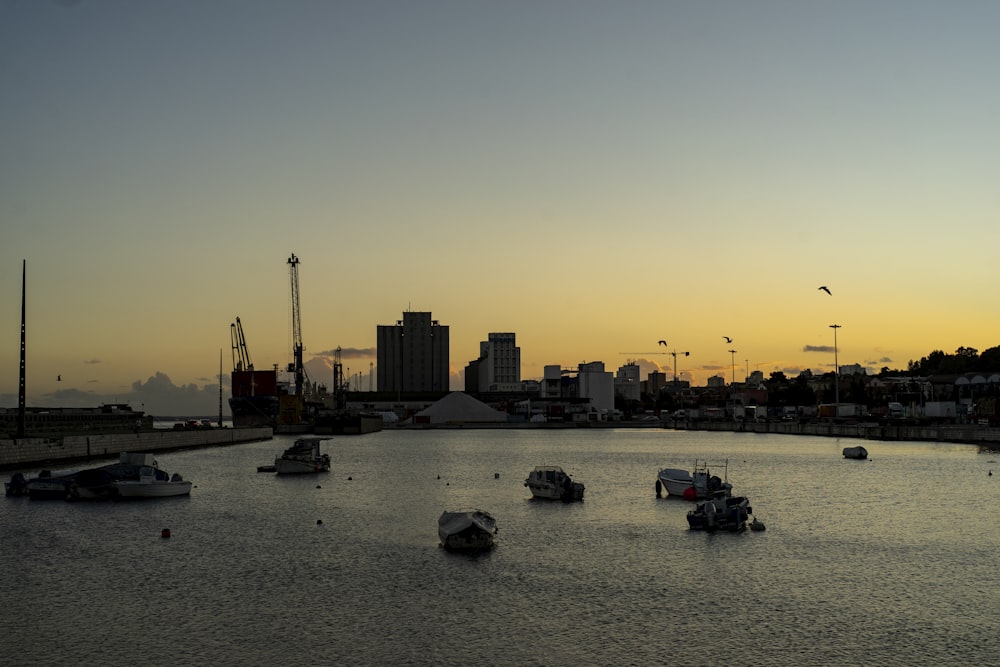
[0,427,273,470]
[669,419,1000,446]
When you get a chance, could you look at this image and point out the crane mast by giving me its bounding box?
[288,253,306,396]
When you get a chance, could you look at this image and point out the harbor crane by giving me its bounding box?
[287,253,308,397]
[231,317,253,372]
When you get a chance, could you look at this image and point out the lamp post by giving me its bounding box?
[830,324,841,416]
[728,349,737,386]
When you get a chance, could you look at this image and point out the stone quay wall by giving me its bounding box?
[670,419,1000,446]
[0,427,273,471]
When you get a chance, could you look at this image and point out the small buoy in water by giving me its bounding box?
[161,528,171,539]
[347,476,352,481]
[750,518,766,532]
[437,475,440,479]
[316,485,321,489]
[495,472,500,479]
[990,470,993,476]
[316,519,323,525]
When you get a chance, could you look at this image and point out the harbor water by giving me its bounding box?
[2,428,999,666]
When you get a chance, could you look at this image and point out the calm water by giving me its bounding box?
[2,429,999,666]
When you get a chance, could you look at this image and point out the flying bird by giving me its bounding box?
[657,340,667,347]
[818,286,831,295]
[723,336,733,343]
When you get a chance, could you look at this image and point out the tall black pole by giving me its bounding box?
[17,260,26,438]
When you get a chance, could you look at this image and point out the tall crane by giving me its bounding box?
[230,317,253,372]
[287,253,307,396]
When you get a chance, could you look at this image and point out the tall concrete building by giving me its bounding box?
[615,361,641,402]
[466,332,520,393]
[377,311,449,393]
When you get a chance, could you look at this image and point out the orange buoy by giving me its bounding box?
[161,528,171,538]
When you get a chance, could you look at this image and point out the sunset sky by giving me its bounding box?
[3,1,1000,416]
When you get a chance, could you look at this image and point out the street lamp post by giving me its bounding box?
[830,324,841,416]
[728,349,737,386]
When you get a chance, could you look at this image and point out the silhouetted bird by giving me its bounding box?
[723,336,733,343]
[57,374,61,381]
[657,340,667,347]
[818,286,832,295]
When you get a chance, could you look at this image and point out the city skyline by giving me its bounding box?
[4,2,1000,415]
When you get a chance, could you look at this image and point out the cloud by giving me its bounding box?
[804,345,834,353]
[83,359,102,365]
[311,347,375,359]
[2,371,223,418]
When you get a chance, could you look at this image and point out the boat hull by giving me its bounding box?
[657,468,695,497]
[274,458,330,474]
[114,480,192,498]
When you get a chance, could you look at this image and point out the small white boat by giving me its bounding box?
[273,438,331,474]
[114,466,191,498]
[438,510,498,551]
[524,466,585,501]
[656,460,731,500]
[843,446,868,460]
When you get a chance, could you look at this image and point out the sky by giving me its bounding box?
[3,0,1000,417]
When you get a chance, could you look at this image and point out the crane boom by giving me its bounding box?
[231,317,253,371]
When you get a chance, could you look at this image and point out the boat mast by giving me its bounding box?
[17,259,26,438]
[218,348,223,427]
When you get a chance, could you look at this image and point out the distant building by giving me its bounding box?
[647,370,668,395]
[540,365,564,399]
[578,361,614,413]
[615,361,641,401]
[465,332,521,393]
[706,375,726,388]
[377,311,449,393]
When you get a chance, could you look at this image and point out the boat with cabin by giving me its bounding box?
[524,466,585,501]
[272,438,331,474]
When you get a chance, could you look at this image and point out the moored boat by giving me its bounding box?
[438,509,498,551]
[25,470,79,500]
[273,437,331,474]
[64,452,184,500]
[843,446,868,460]
[114,466,191,498]
[656,460,731,500]
[686,491,753,533]
[524,466,585,501]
